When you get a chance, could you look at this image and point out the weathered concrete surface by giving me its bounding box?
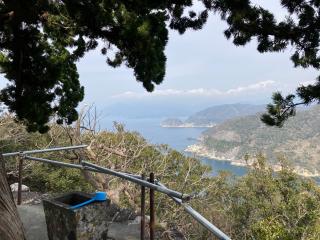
[43,192,112,240]
[17,192,143,240]
[43,192,142,240]
[108,222,140,240]
[17,204,48,240]
[17,203,141,240]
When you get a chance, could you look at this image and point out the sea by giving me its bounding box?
[100,117,248,177]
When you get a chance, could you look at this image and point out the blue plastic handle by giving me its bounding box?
[70,192,107,210]
[70,198,95,210]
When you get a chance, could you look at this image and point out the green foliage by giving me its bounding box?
[186,103,265,125]
[27,164,93,193]
[2,117,320,239]
[225,155,320,240]
[0,0,209,132]
[262,78,320,127]
[201,105,320,173]
[261,92,297,127]
[0,1,85,132]
[204,138,239,152]
[1,1,320,131]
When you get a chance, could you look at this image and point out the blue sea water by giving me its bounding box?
[100,117,248,177]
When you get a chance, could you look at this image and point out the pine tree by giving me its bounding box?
[0,0,209,132]
[0,1,209,239]
[1,1,320,239]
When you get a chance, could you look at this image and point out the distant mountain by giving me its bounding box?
[161,104,265,127]
[186,105,320,177]
[185,104,265,125]
[161,118,184,127]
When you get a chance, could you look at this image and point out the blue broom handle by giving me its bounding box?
[70,198,95,210]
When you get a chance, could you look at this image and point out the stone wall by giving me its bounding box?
[43,192,138,240]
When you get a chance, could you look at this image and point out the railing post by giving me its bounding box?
[17,155,23,205]
[149,172,155,240]
[2,146,231,239]
[141,173,145,240]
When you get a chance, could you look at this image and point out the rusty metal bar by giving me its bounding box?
[17,156,23,205]
[141,174,146,240]
[149,172,155,240]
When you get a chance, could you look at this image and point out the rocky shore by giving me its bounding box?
[185,144,320,178]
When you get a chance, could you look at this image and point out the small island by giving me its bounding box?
[160,118,215,128]
[161,104,265,128]
[160,118,184,127]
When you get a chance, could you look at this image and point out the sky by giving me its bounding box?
[0,1,319,118]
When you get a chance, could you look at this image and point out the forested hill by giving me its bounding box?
[161,104,265,127]
[185,104,265,125]
[2,113,320,239]
[187,105,320,176]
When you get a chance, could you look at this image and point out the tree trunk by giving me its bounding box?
[0,154,25,240]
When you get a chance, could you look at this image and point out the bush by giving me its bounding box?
[26,163,94,193]
[2,115,320,239]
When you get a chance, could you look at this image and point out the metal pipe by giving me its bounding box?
[24,156,190,203]
[141,174,146,240]
[24,156,108,175]
[25,155,85,169]
[17,157,23,205]
[149,172,155,240]
[82,162,189,200]
[18,149,229,239]
[156,182,231,240]
[2,145,88,157]
[24,156,143,181]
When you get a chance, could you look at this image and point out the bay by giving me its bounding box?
[100,117,248,177]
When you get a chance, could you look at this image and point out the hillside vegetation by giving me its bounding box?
[1,111,320,239]
[187,105,320,176]
[186,104,265,125]
[161,104,264,127]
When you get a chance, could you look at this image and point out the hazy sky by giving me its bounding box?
[0,1,319,114]
[76,0,318,108]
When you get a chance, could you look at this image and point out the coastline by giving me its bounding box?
[185,144,320,178]
[161,124,215,128]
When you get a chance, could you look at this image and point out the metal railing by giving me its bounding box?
[2,145,231,240]
[2,145,88,157]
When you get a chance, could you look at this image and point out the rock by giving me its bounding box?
[161,228,186,240]
[108,221,140,240]
[13,192,51,205]
[130,215,150,225]
[104,203,137,222]
[10,182,30,192]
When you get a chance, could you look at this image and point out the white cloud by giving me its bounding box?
[226,80,275,94]
[298,79,317,86]
[112,80,276,99]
